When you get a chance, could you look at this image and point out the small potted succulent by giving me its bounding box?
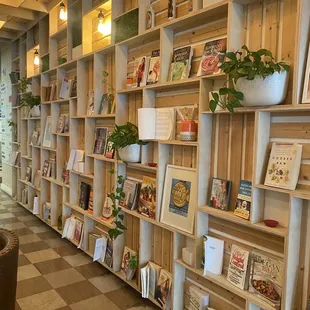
[108,122,148,163]
[209,45,290,112]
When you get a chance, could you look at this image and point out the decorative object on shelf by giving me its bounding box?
[104,133,115,159]
[188,285,210,310]
[177,106,198,141]
[132,56,150,88]
[203,235,224,276]
[234,180,251,220]
[59,1,67,21]
[209,177,232,211]
[42,116,52,147]
[97,10,111,36]
[121,246,138,280]
[102,194,113,222]
[168,0,176,20]
[9,71,20,84]
[169,46,193,81]
[106,169,127,240]
[114,8,138,43]
[93,127,108,155]
[138,107,176,140]
[227,244,250,290]
[264,143,302,190]
[101,71,115,114]
[71,76,77,97]
[138,176,157,219]
[146,4,155,30]
[109,122,147,163]
[160,165,197,234]
[182,246,195,267]
[58,57,67,65]
[264,219,279,228]
[154,269,172,308]
[34,49,39,65]
[209,45,290,112]
[249,251,283,307]
[147,49,160,85]
[197,38,227,77]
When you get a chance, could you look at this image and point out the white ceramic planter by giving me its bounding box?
[30,105,41,117]
[235,71,289,107]
[118,144,141,163]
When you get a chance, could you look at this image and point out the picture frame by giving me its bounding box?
[93,127,108,155]
[302,43,310,103]
[160,165,197,234]
[42,116,52,147]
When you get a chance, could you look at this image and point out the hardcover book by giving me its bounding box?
[147,49,160,85]
[227,245,250,290]
[93,127,108,155]
[121,246,138,280]
[138,176,157,219]
[120,179,140,210]
[132,56,150,88]
[79,182,91,210]
[234,180,252,220]
[56,114,65,133]
[169,46,193,81]
[264,143,302,190]
[209,177,232,210]
[188,286,210,310]
[249,251,283,307]
[104,238,113,268]
[154,269,172,308]
[197,38,227,76]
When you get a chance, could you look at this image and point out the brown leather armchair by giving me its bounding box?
[0,229,19,310]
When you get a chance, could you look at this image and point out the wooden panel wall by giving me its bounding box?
[128,93,143,125]
[167,145,197,169]
[124,0,138,12]
[102,162,114,198]
[209,113,255,211]
[103,52,116,92]
[58,37,68,60]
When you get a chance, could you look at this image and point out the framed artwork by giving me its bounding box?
[93,127,108,155]
[303,47,310,103]
[160,165,197,234]
[42,116,52,147]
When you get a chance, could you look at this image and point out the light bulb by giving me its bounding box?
[34,50,39,65]
[59,2,67,20]
[97,10,111,36]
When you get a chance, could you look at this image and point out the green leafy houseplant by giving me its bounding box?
[108,122,148,150]
[107,169,126,240]
[210,45,290,113]
[19,93,41,109]
[102,71,115,107]
[128,254,138,270]
[18,77,31,93]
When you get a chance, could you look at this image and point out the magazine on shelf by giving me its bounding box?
[197,38,227,76]
[147,49,160,85]
[138,176,157,219]
[234,180,252,220]
[168,46,193,81]
[264,143,302,190]
[132,56,150,88]
[154,269,172,308]
[121,246,138,280]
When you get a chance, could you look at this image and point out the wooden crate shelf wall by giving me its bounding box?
[9,0,310,309]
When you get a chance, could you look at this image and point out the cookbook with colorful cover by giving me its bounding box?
[169,46,193,81]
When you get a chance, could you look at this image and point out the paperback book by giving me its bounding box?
[154,269,172,308]
[42,116,52,148]
[188,286,210,310]
[147,49,160,85]
[104,238,114,268]
[234,180,252,220]
[25,166,32,182]
[59,78,70,99]
[209,177,232,210]
[203,235,224,276]
[120,179,140,210]
[73,218,84,244]
[56,114,65,133]
[197,38,227,76]
[88,188,94,214]
[79,182,91,210]
[132,56,150,88]
[141,261,162,299]
[104,133,115,159]
[138,176,157,219]
[93,127,108,155]
[121,246,138,280]
[169,46,193,81]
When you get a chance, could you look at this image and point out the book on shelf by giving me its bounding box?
[168,46,193,81]
[63,114,69,133]
[59,77,71,99]
[11,151,21,166]
[56,114,65,133]
[264,143,302,190]
[209,177,232,211]
[121,246,138,281]
[138,176,157,219]
[21,188,28,205]
[33,170,41,189]
[42,116,52,148]
[49,83,57,101]
[138,107,176,140]
[197,38,227,76]
[50,158,56,179]
[25,166,32,182]
[88,187,94,214]
[33,196,39,215]
[140,261,162,298]
[203,235,224,276]
[104,133,115,159]
[73,218,84,244]
[42,160,50,177]
[154,269,172,308]
[234,180,252,220]
[145,4,155,30]
[79,182,91,210]
[101,195,114,223]
[132,56,150,88]
[147,49,160,85]
[66,149,85,171]
[120,178,140,210]
[87,90,95,115]
[62,161,70,184]
[188,286,210,310]
[30,131,40,145]
[93,127,108,155]
[201,235,207,269]
[93,234,108,262]
[43,202,51,224]
[104,238,114,268]
[227,245,250,290]
[249,251,283,308]
[71,76,77,97]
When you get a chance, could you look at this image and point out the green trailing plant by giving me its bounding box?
[19,93,41,109]
[102,71,115,104]
[128,254,138,270]
[108,122,148,150]
[107,169,126,240]
[18,77,31,93]
[210,45,290,113]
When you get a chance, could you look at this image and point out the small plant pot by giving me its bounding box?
[118,144,141,163]
[235,71,289,106]
[180,120,197,141]
[30,105,41,117]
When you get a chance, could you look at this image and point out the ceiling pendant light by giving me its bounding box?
[59,1,67,21]
[34,50,39,65]
[97,10,111,36]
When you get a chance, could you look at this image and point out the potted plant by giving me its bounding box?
[18,77,31,93]
[19,93,41,117]
[108,122,148,163]
[209,45,290,112]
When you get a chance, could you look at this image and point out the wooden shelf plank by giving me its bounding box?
[255,184,310,200]
[87,154,116,163]
[86,114,116,119]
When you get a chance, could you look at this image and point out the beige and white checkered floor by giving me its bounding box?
[0,191,158,310]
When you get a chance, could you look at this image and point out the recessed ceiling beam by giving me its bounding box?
[2,21,25,31]
[0,4,36,20]
[0,30,16,40]
[20,0,48,13]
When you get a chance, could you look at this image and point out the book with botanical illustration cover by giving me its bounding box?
[234,180,252,220]
[197,38,227,76]
[264,143,302,190]
[93,127,108,155]
[147,49,160,85]
[209,177,232,210]
[120,179,140,210]
[138,176,157,219]
[56,114,65,133]
[169,46,193,81]
[104,238,113,268]
[227,245,250,290]
[154,269,172,308]
[249,251,283,307]
[121,246,138,280]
